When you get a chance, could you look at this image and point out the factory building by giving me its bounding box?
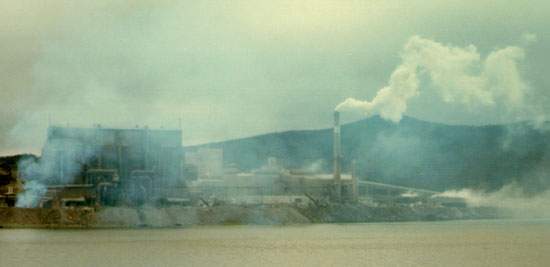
[38,126,184,207]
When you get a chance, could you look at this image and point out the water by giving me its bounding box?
[1,219,549,267]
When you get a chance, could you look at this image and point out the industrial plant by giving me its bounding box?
[0,112,481,227]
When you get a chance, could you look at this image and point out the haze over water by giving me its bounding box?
[1,219,549,267]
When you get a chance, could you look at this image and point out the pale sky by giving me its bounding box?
[1,0,549,155]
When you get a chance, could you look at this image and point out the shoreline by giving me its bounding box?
[0,203,501,229]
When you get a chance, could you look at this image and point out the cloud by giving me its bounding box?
[1,1,550,154]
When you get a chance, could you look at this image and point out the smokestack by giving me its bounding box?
[333,111,342,201]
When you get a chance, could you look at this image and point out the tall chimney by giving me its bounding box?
[333,111,342,201]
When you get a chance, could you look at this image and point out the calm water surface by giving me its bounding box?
[1,219,549,267]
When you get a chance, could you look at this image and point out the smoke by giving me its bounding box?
[15,132,97,207]
[401,191,418,198]
[15,180,47,208]
[336,35,534,122]
[301,159,326,173]
[434,183,550,218]
[16,156,51,207]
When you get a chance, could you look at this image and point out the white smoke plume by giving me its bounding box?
[434,184,550,218]
[302,159,326,173]
[15,180,47,208]
[336,35,533,122]
[15,134,98,207]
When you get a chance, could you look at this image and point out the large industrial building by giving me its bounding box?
[37,126,184,207]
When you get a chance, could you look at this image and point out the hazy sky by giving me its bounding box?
[1,0,549,155]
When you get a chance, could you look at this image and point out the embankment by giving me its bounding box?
[0,203,499,228]
[0,205,311,228]
[0,207,94,228]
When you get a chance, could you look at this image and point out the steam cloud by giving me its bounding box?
[435,184,550,218]
[16,136,96,207]
[336,35,533,122]
[15,180,46,208]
